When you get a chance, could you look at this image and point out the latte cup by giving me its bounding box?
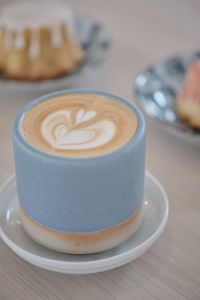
[13,90,146,254]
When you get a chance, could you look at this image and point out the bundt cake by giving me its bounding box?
[0,0,84,81]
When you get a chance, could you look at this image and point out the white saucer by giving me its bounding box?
[0,172,168,274]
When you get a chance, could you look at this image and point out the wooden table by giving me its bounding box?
[0,0,200,299]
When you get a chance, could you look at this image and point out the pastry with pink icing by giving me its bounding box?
[176,59,200,128]
[0,0,84,81]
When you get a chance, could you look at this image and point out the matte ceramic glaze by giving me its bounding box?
[13,90,146,233]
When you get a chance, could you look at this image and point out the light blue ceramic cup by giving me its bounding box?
[13,90,146,254]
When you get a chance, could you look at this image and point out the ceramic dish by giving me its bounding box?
[0,172,168,274]
[134,51,200,145]
[0,16,111,95]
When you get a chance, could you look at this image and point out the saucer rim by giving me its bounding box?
[0,171,169,274]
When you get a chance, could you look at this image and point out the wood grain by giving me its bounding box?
[0,0,200,299]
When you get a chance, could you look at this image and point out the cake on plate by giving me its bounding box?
[176,59,200,128]
[0,0,84,81]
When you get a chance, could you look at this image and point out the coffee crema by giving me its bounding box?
[22,93,138,158]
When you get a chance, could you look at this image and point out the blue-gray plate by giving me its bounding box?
[134,51,200,145]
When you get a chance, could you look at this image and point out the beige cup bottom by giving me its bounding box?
[19,203,143,254]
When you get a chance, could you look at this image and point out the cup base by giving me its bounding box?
[19,203,143,254]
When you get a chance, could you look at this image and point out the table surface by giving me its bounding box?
[0,0,200,299]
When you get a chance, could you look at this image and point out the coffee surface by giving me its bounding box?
[22,93,138,158]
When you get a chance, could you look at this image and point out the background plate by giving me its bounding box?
[134,51,200,144]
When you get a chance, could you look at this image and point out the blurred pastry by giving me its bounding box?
[0,0,84,81]
[176,59,200,128]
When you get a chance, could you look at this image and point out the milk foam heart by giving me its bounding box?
[22,93,138,158]
[41,109,116,150]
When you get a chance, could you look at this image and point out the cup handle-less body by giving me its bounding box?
[13,89,146,253]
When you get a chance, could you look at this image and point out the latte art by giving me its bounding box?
[41,109,116,150]
[22,93,138,157]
